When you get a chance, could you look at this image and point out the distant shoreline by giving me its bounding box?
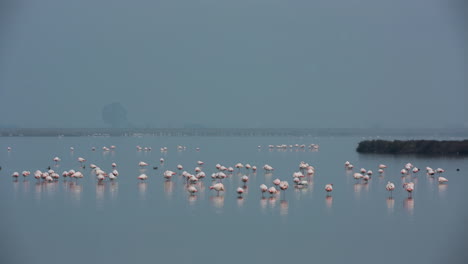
[0,128,467,137]
[356,139,468,155]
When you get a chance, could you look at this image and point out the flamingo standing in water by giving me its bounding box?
[241,175,249,186]
[438,177,448,184]
[53,157,61,165]
[209,183,225,195]
[236,187,244,197]
[137,174,148,181]
[279,181,289,197]
[325,184,333,195]
[139,161,149,167]
[260,184,268,197]
[187,186,198,195]
[403,182,414,197]
[78,157,86,167]
[386,181,395,197]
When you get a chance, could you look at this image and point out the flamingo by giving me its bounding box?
[268,187,278,196]
[177,164,183,170]
[235,163,244,170]
[260,184,268,196]
[109,174,117,180]
[379,164,387,169]
[78,157,86,167]
[279,181,289,196]
[22,171,30,177]
[196,172,206,179]
[252,166,257,172]
[438,177,448,184]
[139,161,149,167]
[403,182,414,197]
[273,178,281,188]
[112,170,119,177]
[386,181,395,197]
[209,183,225,195]
[197,161,204,165]
[241,175,249,185]
[163,170,174,180]
[325,184,333,195]
[53,157,61,164]
[137,174,148,181]
[111,163,117,168]
[245,164,251,170]
[97,174,105,182]
[236,187,244,197]
[345,161,350,167]
[12,172,19,178]
[353,173,363,181]
[187,186,198,195]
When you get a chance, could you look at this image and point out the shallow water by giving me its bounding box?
[1,136,467,264]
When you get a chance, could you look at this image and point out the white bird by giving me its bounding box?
[111,162,117,168]
[273,178,281,187]
[109,174,117,180]
[379,164,387,169]
[209,183,225,195]
[386,181,395,197]
[260,184,268,195]
[353,173,363,180]
[177,164,183,170]
[197,161,204,165]
[438,177,448,184]
[403,182,414,197]
[241,175,249,184]
[187,186,198,195]
[325,184,333,194]
[138,174,148,181]
[139,161,149,167]
[236,187,244,196]
[112,170,119,176]
[97,174,105,181]
[12,172,19,178]
[279,181,289,191]
[268,187,278,195]
[53,157,61,163]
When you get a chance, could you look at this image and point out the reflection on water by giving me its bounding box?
[69,182,82,203]
[96,182,105,207]
[237,197,245,207]
[268,197,277,208]
[386,198,395,213]
[188,194,197,205]
[109,182,118,200]
[164,181,174,199]
[260,197,267,211]
[210,195,224,213]
[138,182,147,200]
[325,196,333,209]
[22,180,30,193]
[280,200,288,215]
[404,198,415,215]
[438,184,447,197]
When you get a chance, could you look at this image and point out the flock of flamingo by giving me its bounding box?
[4,145,450,203]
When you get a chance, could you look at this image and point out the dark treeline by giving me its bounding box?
[357,140,468,155]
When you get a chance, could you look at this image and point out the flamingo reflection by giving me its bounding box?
[386,197,394,213]
[404,197,414,214]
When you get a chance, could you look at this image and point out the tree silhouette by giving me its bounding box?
[101,102,128,128]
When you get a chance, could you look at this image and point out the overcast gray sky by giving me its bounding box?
[0,0,466,128]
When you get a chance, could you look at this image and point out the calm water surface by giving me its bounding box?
[1,136,467,264]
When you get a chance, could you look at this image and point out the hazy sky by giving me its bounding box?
[0,0,466,128]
